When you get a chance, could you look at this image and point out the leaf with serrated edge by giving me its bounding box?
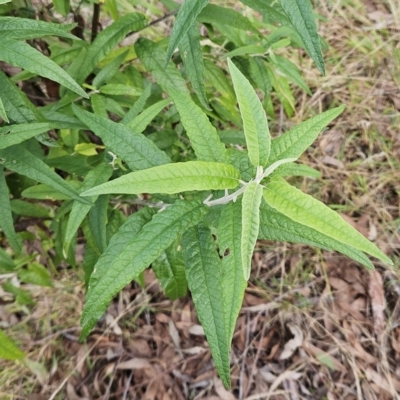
[0,123,51,149]
[179,23,210,110]
[183,223,231,388]
[64,163,113,252]
[72,105,170,171]
[0,167,22,252]
[0,145,91,205]
[165,0,209,63]
[81,161,240,196]
[0,329,24,360]
[228,59,270,167]
[258,200,375,269]
[263,176,392,265]
[170,89,228,163]
[80,200,207,340]
[76,13,146,84]
[241,182,263,279]
[269,105,345,164]
[218,200,247,345]
[279,0,325,75]
[0,38,87,98]
[127,99,171,133]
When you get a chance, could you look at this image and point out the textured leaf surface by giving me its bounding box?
[258,200,374,269]
[275,162,321,178]
[269,105,345,164]
[92,50,129,88]
[0,167,22,252]
[241,182,263,279]
[0,38,87,97]
[0,145,90,204]
[135,38,190,96]
[80,200,207,340]
[64,163,113,252]
[88,195,109,254]
[239,0,289,24]
[73,105,170,171]
[279,0,325,74]
[165,0,209,63]
[179,23,210,110]
[170,89,228,163]
[0,17,78,40]
[0,329,24,360]
[263,177,392,265]
[218,200,247,345]
[0,123,51,149]
[121,83,152,125]
[228,58,270,167]
[81,161,240,196]
[183,223,231,388]
[76,13,146,84]
[0,98,8,123]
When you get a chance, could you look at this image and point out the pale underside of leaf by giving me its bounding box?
[81,161,240,196]
[263,176,392,265]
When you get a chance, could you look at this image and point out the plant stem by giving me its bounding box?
[91,2,101,42]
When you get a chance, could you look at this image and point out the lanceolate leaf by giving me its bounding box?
[275,162,321,179]
[241,182,263,279]
[72,105,170,171]
[228,58,271,167]
[258,200,375,269]
[0,98,9,123]
[121,83,152,125]
[0,38,87,98]
[278,0,325,75]
[269,105,345,164]
[0,145,91,205]
[92,49,129,88]
[263,177,393,265]
[0,329,24,360]
[218,200,247,345]
[76,13,147,84]
[0,123,51,149]
[135,38,190,96]
[179,23,210,110]
[88,195,109,254]
[0,17,78,40]
[169,89,228,163]
[81,161,240,196]
[238,0,289,25]
[0,167,22,252]
[64,163,113,252]
[183,223,231,388]
[80,200,207,340]
[165,0,209,63]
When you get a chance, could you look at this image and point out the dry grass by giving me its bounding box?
[1,0,400,398]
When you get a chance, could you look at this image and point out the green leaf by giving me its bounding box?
[258,200,375,269]
[121,83,152,125]
[92,50,129,88]
[228,58,270,167]
[18,262,52,287]
[0,38,87,98]
[153,240,188,300]
[179,23,210,110]
[75,13,147,85]
[269,105,345,164]
[80,200,207,340]
[64,163,113,253]
[263,176,393,265]
[275,162,321,179]
[0,17,78,40]
[238,0,289,25]
[0,145,90,205]
[10,200,51,218]
[88,195,109,254]
[0,97,9,123]
[81,161,240,196]
[241,182,263,279]
[3,281,34,305]
[278,0,325,75]
[204,59,236,103]
[0,248,15,272]
[0,167,22,252]
[91,94,108,119]
[0,71,45,124]
[0,329,24,360]
[219,130,246,146]
[170,89,228,163]
[52,0,70,16]
[72,105,170,171]
[0,123,51,149]
[197,4,259,34]
[22,182,82,201]
[183,223,230,388]
[127,98,171,133]
[135,37,190,95]
[165,0,209,63]
[99,84,141,96]
[218,200,247,346]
